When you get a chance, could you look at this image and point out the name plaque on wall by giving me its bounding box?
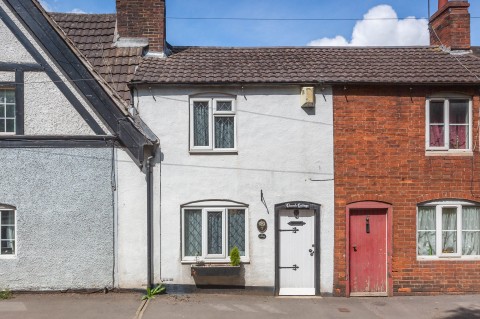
[285,202,310,209]
[257,219,267,233]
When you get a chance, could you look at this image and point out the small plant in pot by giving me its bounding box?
[230,246,241,266]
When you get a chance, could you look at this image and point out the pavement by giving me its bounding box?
[1,292,480,319]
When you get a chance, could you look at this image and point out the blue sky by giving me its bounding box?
[41,0,480,47]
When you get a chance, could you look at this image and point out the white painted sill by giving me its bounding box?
[181,259,250,265]
[0,255,17,260]
[417,256,480,261]
[189,150,238,155]
[425,150,473,157]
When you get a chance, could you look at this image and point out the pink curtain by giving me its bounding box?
[449,125,467,149]
[430,125,444,147]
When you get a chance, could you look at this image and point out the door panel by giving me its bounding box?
[279,209,315,295]
[349,209,387,296]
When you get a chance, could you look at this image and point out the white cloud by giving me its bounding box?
[308,5,429,47]
[69,8,87,14]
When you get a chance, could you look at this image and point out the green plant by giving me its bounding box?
[0,289,12,300]
[142,284,166,300]
[230,246,241,266]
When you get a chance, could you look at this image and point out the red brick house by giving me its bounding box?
[334,0,480,296]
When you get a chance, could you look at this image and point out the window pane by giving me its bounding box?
[216,101,232,111]
[1,211,15,225]
[442,208,457,253]
[0,119,4,132]
[418,231,436,256]
[462,231,480,255]
[207,211,223,255]
[193,101,209,147]
[228,209,245,256]
[6,104,15,118]
[449,125,468,149]
[214,117,234,149]
[0,91,5,103]
[184,210,202,257]
[0,105,4,117]
[5,90,15,103]
[418,207,435,230]
[462,207,480,230]
[449,100,468,124]
[442,208,457,230]
[6,119,15,133]
[429,125,445,147]
[1,240,15,255]
[1,226,15,240]
[430,101,444,123]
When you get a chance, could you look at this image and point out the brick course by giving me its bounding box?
[333,85,480,296]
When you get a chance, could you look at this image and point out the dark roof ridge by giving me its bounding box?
[49,12,116,16]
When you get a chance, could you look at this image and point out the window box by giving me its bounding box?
[191,264,241,277]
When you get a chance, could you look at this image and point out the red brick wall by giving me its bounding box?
[430,1,470,50]
[116,0,166,53]
[333,85,480,296]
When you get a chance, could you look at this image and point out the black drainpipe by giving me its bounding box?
[146,155,154,289]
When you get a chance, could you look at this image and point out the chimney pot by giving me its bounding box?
[438,0,448,9]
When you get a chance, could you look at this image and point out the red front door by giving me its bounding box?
[349,209,387,296]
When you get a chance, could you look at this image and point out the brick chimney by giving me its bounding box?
[429,0,470,51]
[116,0,166,55]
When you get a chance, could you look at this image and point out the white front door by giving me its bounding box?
[278,209,316,296]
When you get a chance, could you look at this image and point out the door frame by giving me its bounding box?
[346,201,393,297]
[274,201,321,296]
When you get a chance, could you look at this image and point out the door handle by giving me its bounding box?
[309,249,315,256]
[353,245,357,252]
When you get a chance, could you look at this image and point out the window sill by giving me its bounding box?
[417,256,480,261]
[181,259,250,265]
[189,150,238,155]
[425,151,473,157]
[0,255,17,260]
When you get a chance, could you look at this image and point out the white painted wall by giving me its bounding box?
[0,1,109,135]
[118,85,334,293]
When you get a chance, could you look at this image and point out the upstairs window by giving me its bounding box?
[426,98,471,152]
[1,209,16,256]
[190,98,236,152]
[418,201,480,258]
[0,89,15,134]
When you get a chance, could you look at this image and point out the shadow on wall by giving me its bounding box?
[442,307,480,319]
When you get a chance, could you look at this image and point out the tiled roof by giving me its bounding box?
[133,46,480,85]
[50,13,142,102]
[473,47,480,58]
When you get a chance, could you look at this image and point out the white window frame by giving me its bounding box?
[0,88,16,136]
[181,205,249,263]
[0,208,17,259]
[189,97,237,152]
[417,201,480,260]
[425,97,472,153]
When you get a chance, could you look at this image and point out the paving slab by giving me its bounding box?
[142,294,480,319]
[0,292,142,319]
